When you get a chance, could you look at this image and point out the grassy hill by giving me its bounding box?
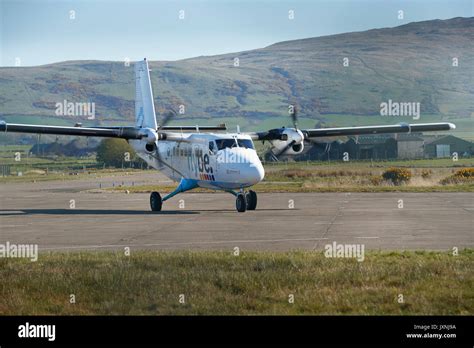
[0,17,472,137]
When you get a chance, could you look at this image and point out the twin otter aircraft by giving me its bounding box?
[1,59,455,212]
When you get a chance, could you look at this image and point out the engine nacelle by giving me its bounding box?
[288,141,304,155]
[270,128,305,155]
[139,128,158,144]
[145,142,157,153]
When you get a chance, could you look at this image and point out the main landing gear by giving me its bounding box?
[236,190,257,213]
[150,178,198,212]
[149,187,257,213]
[150,192,162,211]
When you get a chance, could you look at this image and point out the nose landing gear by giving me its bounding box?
[235,189,257,212]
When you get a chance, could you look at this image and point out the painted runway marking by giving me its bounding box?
[314,222,344,225]
[39,237,330,251]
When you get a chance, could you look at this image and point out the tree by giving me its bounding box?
[96,138,140,168]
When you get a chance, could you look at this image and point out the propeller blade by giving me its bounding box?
[290,105,298,130]
[159,109,177,128]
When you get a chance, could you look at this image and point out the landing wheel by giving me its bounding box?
[236,193,247,213]
[245,190,257,210]
[150,191,162,211]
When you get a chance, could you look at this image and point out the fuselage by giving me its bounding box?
[129,132,265,190]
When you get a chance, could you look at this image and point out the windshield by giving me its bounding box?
[215,138,255,150]
[216,139,238,150]
[237,139,255,149]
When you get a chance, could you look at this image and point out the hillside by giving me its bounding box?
[0,17,472,133]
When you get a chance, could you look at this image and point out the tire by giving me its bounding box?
[150,191,162,211]
[236,193,247,212]
[246,190,257,210]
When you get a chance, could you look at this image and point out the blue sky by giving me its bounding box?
[1,0,472,66]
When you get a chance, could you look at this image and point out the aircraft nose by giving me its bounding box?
[248,160,265,185]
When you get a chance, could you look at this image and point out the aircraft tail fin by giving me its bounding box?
[135,59,157,129]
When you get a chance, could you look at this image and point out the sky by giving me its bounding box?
[0,0,472,66]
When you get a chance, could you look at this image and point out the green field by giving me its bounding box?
[1,154,473,192]
[0,143,138,181]
[0,250,472,315]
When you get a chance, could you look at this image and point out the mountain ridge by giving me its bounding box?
[0,17,472,128]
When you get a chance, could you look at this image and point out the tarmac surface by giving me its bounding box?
[1,172,473,252]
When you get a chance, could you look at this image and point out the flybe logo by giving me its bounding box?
[197,153,215,181]
[188,152,215,181]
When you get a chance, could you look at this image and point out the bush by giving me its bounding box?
[453,168,474,178]
[96,138,143,168]
[369,175,383,186]
[440,168,474,185]
[382,167,412,185]
[421,169,432,179]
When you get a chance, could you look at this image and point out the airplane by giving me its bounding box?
[0,59,456,212]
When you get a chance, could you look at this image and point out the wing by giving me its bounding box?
[0,121,227,140]
[301,122,455,138]
[0,122,143,139]
[249,122,455,141]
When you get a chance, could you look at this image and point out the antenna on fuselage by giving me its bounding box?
[236,125,240,134]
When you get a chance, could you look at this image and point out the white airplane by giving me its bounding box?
[0,59,456,212]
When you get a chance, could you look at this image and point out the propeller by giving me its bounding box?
[264,104,300,161]
[139,107,178,155]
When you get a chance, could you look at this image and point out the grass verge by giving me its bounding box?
[0,250,472,315]
[106,182,474,193]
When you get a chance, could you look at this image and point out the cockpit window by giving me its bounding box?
[237,139,255,149]
[215,138,255,150]
[216,139,238,150]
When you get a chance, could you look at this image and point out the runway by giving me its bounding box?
[1,173,473,252]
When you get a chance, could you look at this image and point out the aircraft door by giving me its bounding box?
[208,141,218,177]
